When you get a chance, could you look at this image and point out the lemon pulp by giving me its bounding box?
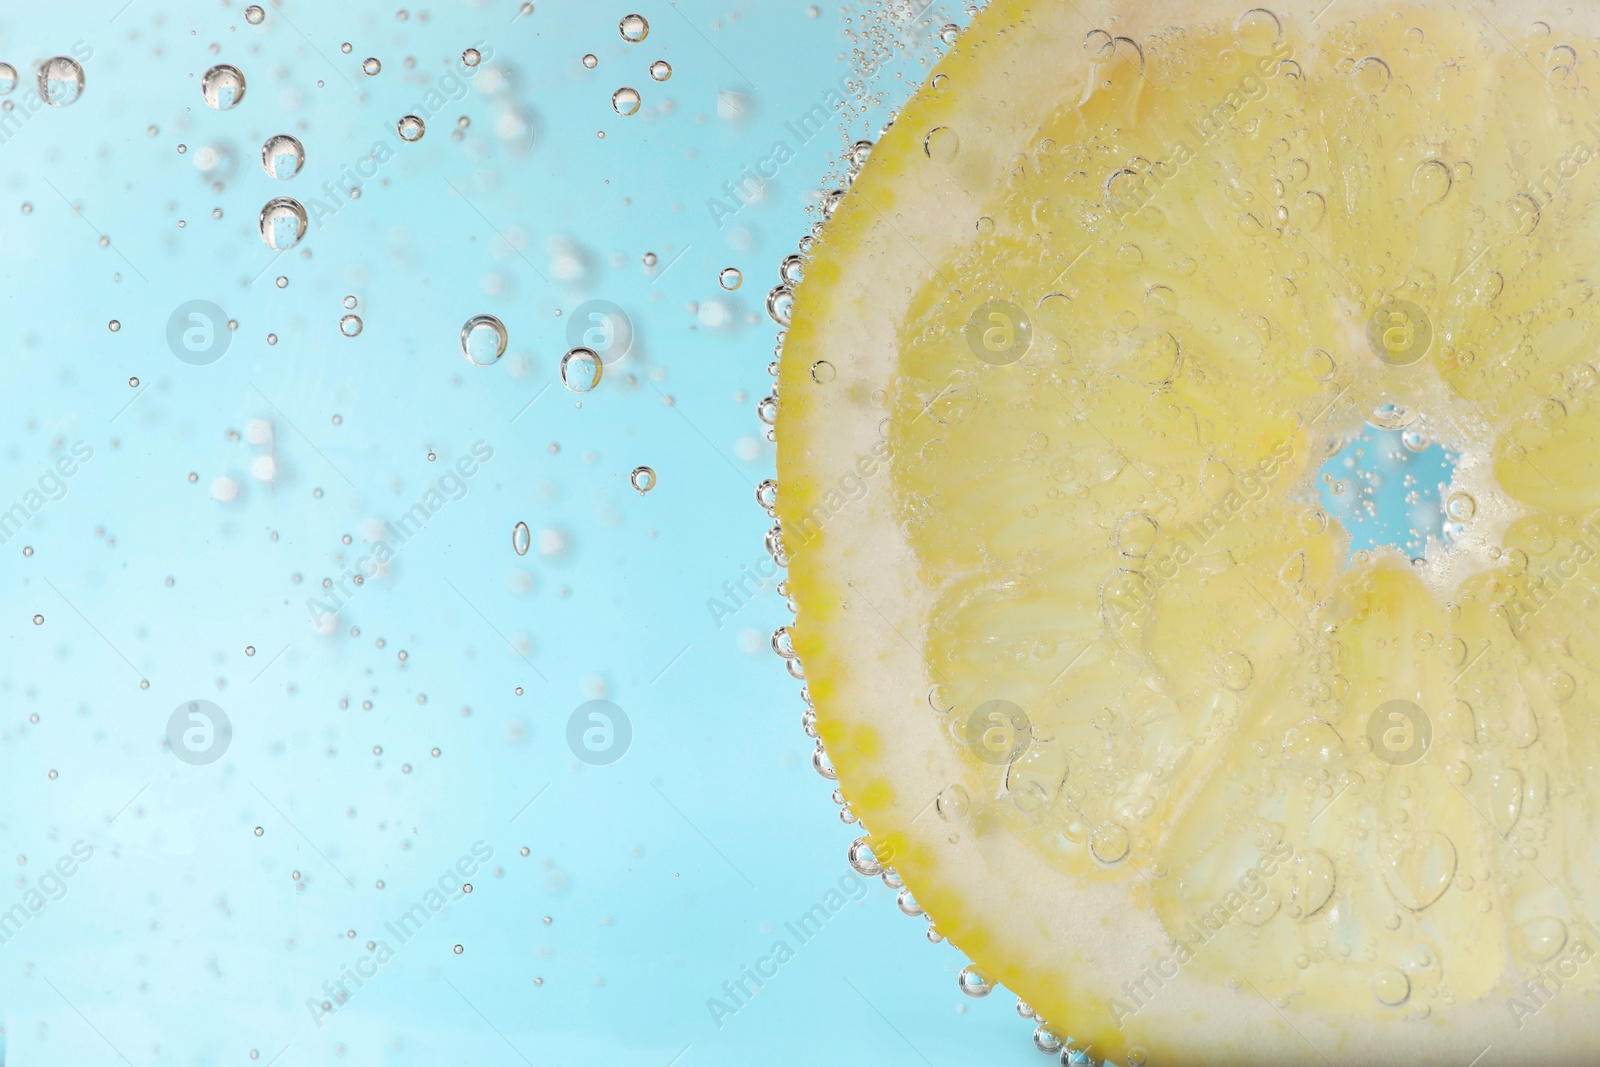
[777,0,1600,1062]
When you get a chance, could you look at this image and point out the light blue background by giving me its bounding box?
[0,1,1052,1064]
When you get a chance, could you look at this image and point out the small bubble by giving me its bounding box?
[513,521,531,556]
[261,134,305,179]
[244,5,265,24]
[649,59,671,82]
[1374,967,1411,1006]
[37,56,85,107]
[254,826,264,836]
[560,347,603,392]
[339,314,363,338]
[32,614,43,625]
[397,115,426,142]
[362,57,381,76]
[201,64,247,110]
[245,646,256,656]
[642,251,657,267]
[257,197,307,250]
[460,314,508,365]
[611,87,641,116]
[957,966,992,997]
[630,466,657,494]
[582,54,598,69]
[718,267,742,290]
[619,13,649,42]
[275,276,288,289]
[462,48,481,67]
[453,944,464,954]
[1090,822,1131,864]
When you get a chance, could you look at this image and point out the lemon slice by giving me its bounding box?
[776,0,1600,1062]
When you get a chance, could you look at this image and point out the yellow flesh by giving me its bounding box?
[779,1,1600,1063]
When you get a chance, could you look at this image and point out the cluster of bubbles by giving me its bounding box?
[604,15,671,116]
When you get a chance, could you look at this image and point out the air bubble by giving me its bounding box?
[362,57,381,76]
[37,56,84,107]
[339,314,363,338]
[257,197,307,250]
[462,48,482,68]
[261,134,304,179]
[1090,822,1131,863]
[619,14,649,42]
[560,347,603,392]
[201,64,247,110]
[1353,56,1392,94]
[612,87,641,117]
[1374,968,1411,1006]
[649,60,671,82]
[957,966,992,997]
[244,5,265,24]
[459,314,508,366]
[629,466,657,494]
[397,115,426,142]
[1234,8,1283,54]
[718,267,742,290]
[513,522,531,556]
[766,286,794,327]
